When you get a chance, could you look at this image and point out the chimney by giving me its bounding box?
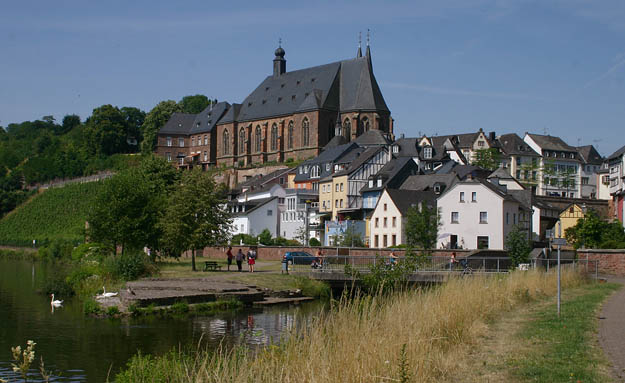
[400,133,405,139]
[489,131,496,142]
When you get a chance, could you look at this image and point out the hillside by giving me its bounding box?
[0,181,103,246]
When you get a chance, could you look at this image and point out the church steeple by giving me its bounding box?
[273,38,286,77]
[357,31,362,58]
[365,29,371,58]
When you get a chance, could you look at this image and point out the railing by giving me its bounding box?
[287,255,599,278]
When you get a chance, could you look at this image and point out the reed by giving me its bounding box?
[116,269,586,383]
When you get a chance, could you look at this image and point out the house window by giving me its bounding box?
[383,235,388,248]
[191,137,195,147]
[223,130,230,155]
[271,123,278,151]
[369,180,373,188]
[287,121,294,149]
[451,212,459,223]
[477,236,489,249]
[392,217,397,227]
[178,137,184,147]
[340,199,343,208]
[480,212,488,223]
[204,135,208,145]
[203,151,207,162]
[166,137,172,147]
[166,152,171,162]
[513,213,517,224]
[375,218,379,228]
[326,163,331,172]
[506,212,509,224]
[267,210,273,216]
[383,217,387,228]
[335,184,339,192]
[424,147,432,159]
[392,235,396,246]
[377,179,382,187]
[335,200,338,208]
[477,140,485,147]
[460,192,465,202]
[384,203,387,211]
[340,183,344,192]
[374,235,379,248]
[471,192,477,202]
[178,153,184,165]
[255,126,262,152]
[343,118,351,139]
[582,177,589,185]
[239,128,246,154]
[311,166,320,178]
[302,117,310,146]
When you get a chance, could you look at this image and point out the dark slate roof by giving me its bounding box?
[360,157,417,192]
[190,102,230,134]
[235,168,291,192]
[158,113,197,135]
[400,174,459,191]
[526,133,576,152]
[385,189,437,214]
[608,145,625,160]
[324,135,348,149]
[231,197,277,217]
[437,163,486,180]
[334,146,385,177]
[294,142,358,182]
[231,54,389,123]
[354,129,392,147]
[488,167,514,179]
[497,133,540,157]
[508,189,533,210]
[393,137,419,157]
[220,103,241,124]
[576,145,603,165]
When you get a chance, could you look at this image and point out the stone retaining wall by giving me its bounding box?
[198,246,472,261]
[578,249,625,276]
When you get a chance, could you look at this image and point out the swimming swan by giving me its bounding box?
[50,294,63,306]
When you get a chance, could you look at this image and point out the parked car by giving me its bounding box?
[283,251,316,265]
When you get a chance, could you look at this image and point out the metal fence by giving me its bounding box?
[287,255,600,279]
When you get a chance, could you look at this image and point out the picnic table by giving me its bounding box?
[203,261,222,271]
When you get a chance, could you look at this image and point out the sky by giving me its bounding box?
[1,0,624,156]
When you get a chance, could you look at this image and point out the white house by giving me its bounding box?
[279,189,320,242]
[437,179,528,250]
[231,197,281,238]
[236,183,286,203]
[607,145,625,225]
[369,189,436,248]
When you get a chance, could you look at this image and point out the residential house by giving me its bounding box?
[437,178,530,250]
[496,133,541,187]
[523,133,582,198]
[596,162,611,200]
[553,203,588,240]
[361,157,420,210]
[607,145,625,224]
[293,142,358,190]
[400,173,459,195]
[576,145,603,199]
[235,168,291,195]
[279,189,320,242]
[426,129,496,165]
[231,197,282,238]
[369,189,436,248]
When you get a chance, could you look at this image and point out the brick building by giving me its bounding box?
[156,41,392,168]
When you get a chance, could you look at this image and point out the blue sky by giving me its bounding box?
[1,1,624,155]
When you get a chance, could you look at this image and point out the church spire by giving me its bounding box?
[365,29,371,57]
[357,31,362,58]
[273,38,286,77]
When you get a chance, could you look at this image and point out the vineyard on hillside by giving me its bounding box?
[0,181,103,246]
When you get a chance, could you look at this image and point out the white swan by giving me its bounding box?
[101,286,118,298]
[50,294,63,307]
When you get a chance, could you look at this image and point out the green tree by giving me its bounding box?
[121,107,146,151]
[565,211,625,249]
[505,225,531,266]
[405,204,441,251]
[60,114,81,135]
[180,94,210,114]
[141,100,183,154]
[472,148,501,171]
[160,169,231,271]
[258,228,273,245]
[84,105,128,155]
[340,223,364,247]
[87,169,160,254]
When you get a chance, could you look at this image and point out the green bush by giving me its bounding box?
[103,251,155,281]
[308,238,321,247]
[170,301,189,314]
[37,239,75,261]
[294,277,331,299]
[231,234,257,246]
[128,303,140,316]
[83,298,102,315]
[107,306,120,316]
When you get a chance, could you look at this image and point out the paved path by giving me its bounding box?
[598,276,625,381]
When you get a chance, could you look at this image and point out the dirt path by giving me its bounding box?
[598,276,625,381]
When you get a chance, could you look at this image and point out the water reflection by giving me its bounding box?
[0,259,324,382]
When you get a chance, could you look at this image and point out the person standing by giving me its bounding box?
[235,249,244,272]
[450,252,457,271]
[226,246,233,271]
[247,248,256,273]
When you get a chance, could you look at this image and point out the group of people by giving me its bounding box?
[226,246,257,272]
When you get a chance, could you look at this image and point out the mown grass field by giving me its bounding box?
[0,181,103,246]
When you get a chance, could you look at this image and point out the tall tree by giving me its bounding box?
[472,148,501,171]
[160,169,231,271]
[60,114,81,135]
[405,204,441,251]
[505,225,531,266]
[180,94,210,114]
[141,100,182,154]
[121,107,146,151]
[84,105,127,155]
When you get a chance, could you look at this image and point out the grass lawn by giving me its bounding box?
[156,256,329,297]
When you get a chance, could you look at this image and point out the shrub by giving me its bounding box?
[128,303,140,316]
[83,298,102,315]
[42,273,74,297]
[308,238,321,247]
[37,239,75,261]
[294,277,331,299]
[107,306,120,316]
[103,251,155,281]
[170,301,189,314]
[231,234,257,246]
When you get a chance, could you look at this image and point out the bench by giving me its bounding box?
[203,261,222,272]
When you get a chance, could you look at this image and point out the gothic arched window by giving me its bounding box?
[223,129,230,155]
[255,125,261,152]
[239,128,246,154]
[288,121,294,149]
[362,117,370,132]
[302,117,310,147]
[271,123,278,151]
[343,118,351,139]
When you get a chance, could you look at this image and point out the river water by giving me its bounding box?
[0,259,323,382]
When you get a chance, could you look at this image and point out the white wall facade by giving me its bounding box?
[370,190,404,248]
[438,182,518,250]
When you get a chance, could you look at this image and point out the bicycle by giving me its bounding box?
[459,258,473,275]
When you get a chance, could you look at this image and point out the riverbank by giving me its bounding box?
[115,269,607,382]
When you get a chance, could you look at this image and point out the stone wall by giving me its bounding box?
[198,246,471,261]
[578,249,625,276]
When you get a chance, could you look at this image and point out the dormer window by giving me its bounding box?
[377,179,382,187]
[311,78,315,82]
[326,163,330,172]
[570,153,574,159]
[368,179,373,188]
[281,83,285,88]
[546,152,550,157]
[561,152,565,158]
[296,81,300,85]
[248,102,252,107]
[278,97,282,102]
[265,87,269,91]
[393,145,399,153]
[291,95,296,101]
[424,147,432,159]
[262,100,266,104]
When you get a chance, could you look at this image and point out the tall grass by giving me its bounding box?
[116,269,586,382]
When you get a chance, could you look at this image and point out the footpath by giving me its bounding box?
[598,276,625,381]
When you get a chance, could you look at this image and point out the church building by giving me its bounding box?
[156,39,392,168]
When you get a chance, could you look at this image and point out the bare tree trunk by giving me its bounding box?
[192,249,196,271]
